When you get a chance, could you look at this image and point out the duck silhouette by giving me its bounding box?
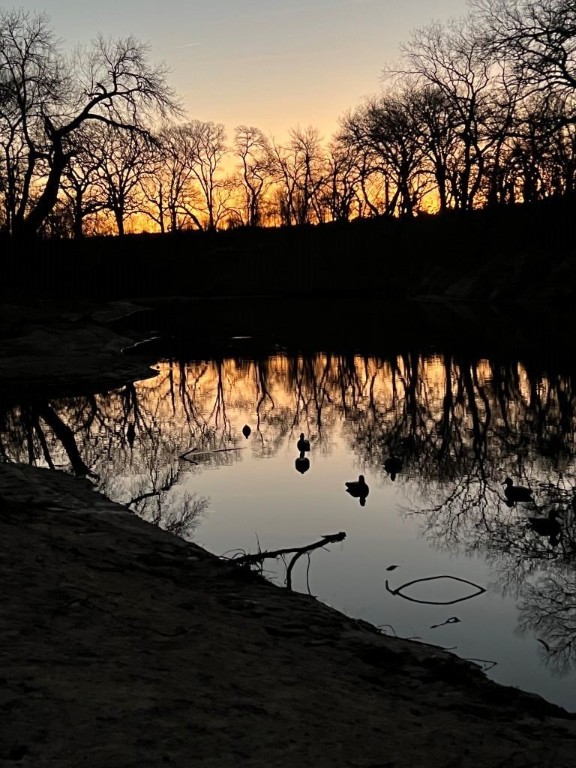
[242,425,251,439]
[384,455,403,481]
[528,509,562,546]
[504,477,534,504]
[297,433,311,453]
[345,475,369,506]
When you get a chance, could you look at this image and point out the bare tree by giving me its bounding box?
[0,10,59,234]
[233,125,274,226]
[472,0,576,102]
[406,84,460,213]
[270,126,326,225]
[320,139,363,222]
[185,120,229,230]
[394,17,498,210]
[89,125,151,235]
[471,0,576,202]
[0,9,180,240]
[337,112,388,216]
[141,123,204,232]
[548,104,576,196]
[341,92,429,217]
[59,125,108,238]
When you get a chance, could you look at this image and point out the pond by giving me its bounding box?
[2,297,576,712]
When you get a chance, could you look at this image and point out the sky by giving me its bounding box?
[10,1,469,141]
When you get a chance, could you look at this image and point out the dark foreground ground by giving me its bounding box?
[2,298,576,767]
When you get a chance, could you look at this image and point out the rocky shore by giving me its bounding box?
[2,299,576,767]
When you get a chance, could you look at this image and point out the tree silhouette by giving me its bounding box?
[0,9,180,239]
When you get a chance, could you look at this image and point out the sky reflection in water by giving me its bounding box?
[4,349,576,711]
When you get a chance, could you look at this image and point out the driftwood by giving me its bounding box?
[231,532,346,591]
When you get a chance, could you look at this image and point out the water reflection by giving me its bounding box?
[295,452,310,474]
[2,350,576,701]
[384,454,403,481]
[518,569,576,675]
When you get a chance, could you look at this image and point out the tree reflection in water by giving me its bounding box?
[518,568,576,675]
[2,350,576,672]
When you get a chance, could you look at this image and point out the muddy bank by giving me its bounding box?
[0,300,158,402]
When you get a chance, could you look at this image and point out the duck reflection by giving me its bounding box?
[527,508,563,547]
[345,475,369,506]
[295,452,310,474]
[384,455,403,481]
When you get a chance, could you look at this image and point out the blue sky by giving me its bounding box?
[10,1,469,140]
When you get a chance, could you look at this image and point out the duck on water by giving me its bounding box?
[345,475,369,506]
[297,433,311,453]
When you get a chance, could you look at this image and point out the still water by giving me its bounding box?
[3,306,576,712]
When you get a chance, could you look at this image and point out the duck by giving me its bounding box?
[384,455,403,481]
[297,433,311,453]
[242,425,251,439]
[345,475,369,505]
[504,477,534,504]
[528,508,562,546]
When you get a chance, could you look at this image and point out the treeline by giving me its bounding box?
[1,0,576,240]
[3,196,574,303]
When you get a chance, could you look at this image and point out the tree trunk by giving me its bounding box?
[14,142,66,240]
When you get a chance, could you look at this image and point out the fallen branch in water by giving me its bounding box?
[180,447,244,458]
[385,575,486,605]
[465,656,498,672]
[229,532,346,591]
